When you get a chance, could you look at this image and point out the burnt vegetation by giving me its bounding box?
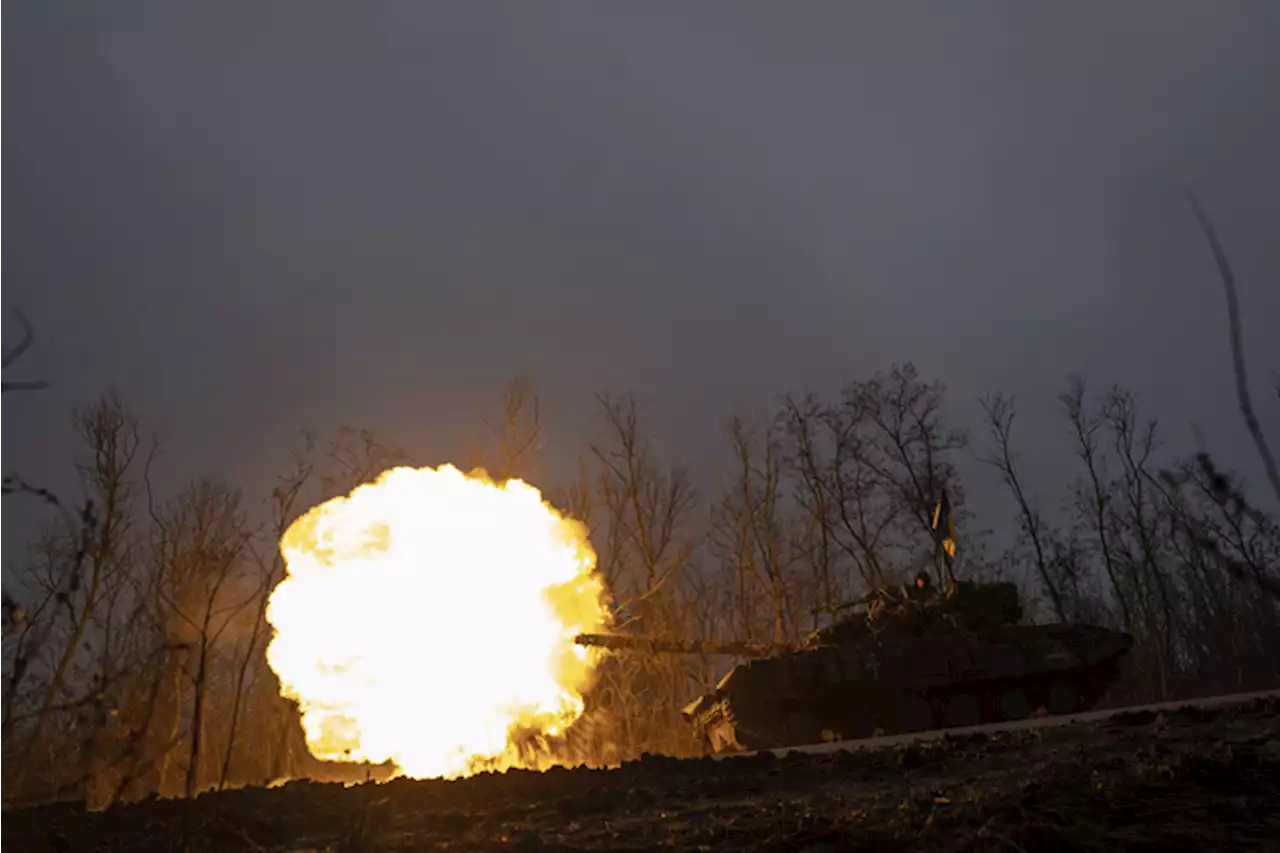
[2,200,1278,820]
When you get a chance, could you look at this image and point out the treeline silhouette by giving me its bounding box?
[2,196,1276,809]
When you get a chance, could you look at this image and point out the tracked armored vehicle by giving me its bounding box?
[575,580,1134,753]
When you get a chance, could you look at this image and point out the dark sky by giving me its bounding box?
[5,2,1279,566]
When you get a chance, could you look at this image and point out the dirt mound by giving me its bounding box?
[5,697,1277,852]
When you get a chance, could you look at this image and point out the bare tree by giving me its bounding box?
[588,393,697,629]
[473,373,543,483]
[0,306,82,737]
[1175,191,1280,608]
[823,393,899,587]
[1061,376,1134,631]
[1108,389,1181,698]
[850,365,967,539]
[1158,455,1280,691]
[10,394,141,801]
[582,392,701,758]
[978,392,1068,622]
[776,393,841,611]
[318,426,411,500]
[547,456,597,535]
[709,413,802,642]
[776,365,965,594]
[147,479,255,801]
[217,436,315,790]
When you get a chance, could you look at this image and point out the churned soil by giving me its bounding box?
[5,697,1278,853]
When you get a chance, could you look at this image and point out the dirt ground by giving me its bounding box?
[4,697,1277,853]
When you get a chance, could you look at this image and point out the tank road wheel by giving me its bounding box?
[997,688,1032,722]
[942,693,981,729]
[900,696,935,733]
[1046,680,1081,715]
[783,711,823,747]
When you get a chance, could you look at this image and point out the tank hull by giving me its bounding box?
[682,623,1135,753]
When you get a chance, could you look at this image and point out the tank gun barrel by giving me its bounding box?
[574,633,791,657]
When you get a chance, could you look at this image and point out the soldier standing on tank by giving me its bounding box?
[892,572,934,632]
[892,572,932,610]
[908,572,934,603]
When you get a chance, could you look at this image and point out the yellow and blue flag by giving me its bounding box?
[932,490,957,559]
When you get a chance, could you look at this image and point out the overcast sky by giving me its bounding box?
[5,2,1279,566]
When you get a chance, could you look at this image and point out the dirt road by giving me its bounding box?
[4,692,1277,852]
[726,687,1280,759]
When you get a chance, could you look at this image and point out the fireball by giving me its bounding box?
[264,464,610,780]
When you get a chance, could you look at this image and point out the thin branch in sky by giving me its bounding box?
[1185,189,1280,508]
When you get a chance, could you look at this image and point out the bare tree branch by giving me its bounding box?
[2,309,50,393]
[977,392,1066,621]
[1185,190,1280,507]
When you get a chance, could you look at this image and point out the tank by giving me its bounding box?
[575,579,1135,754]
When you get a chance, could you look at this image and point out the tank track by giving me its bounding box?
[697,656,1127,754]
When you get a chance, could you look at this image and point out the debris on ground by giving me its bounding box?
[4,697,1277,852]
